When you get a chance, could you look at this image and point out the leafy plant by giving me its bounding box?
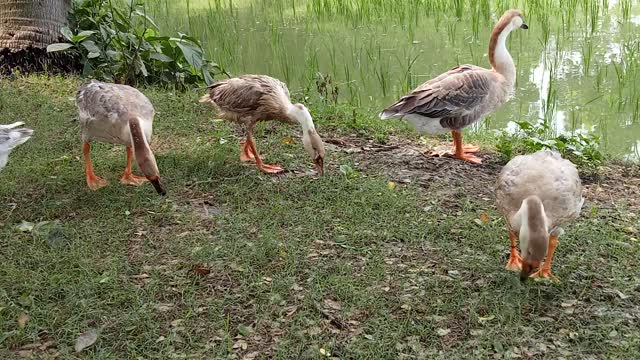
[496,120,603,168]
[47,0,226,89]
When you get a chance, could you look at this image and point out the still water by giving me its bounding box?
[148,0,640,158]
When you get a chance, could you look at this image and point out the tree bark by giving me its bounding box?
[0,0,72,50]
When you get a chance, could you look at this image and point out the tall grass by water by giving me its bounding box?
[146,0,640,159]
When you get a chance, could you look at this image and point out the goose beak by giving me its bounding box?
[519,260,538,281]
[314,156,324,176]
[521,23,529,29]
[150,178,166,196]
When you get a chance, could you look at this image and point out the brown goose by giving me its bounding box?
[200,75,325,174]
[76,81,165,195]
[379,9,528,164]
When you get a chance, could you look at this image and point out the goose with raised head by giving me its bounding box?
[0,122,33,172]
[76,81,166,195]
[496,150,584,282]
[200,75,325,175]
[379,9,528,164]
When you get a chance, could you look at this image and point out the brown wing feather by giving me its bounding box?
[380,65,494,119]
[207,75,290,114]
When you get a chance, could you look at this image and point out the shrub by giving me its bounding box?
[496,120,603,168]
[47,0,226,89]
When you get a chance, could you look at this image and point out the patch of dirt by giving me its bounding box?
[329,136,640,213]
[0,47,81,77]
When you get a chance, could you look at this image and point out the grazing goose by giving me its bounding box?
[379,9,528,164]
[496,150,583,282]
[0,122,33,172]
[200,75,325,174]
[76,81,166,195]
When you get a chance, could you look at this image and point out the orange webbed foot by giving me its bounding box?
[461,144,480,153]
[120,173,148,186]
[456,153,483,164]
[258,163,285,174]
[505,253,523,271]
[239,140,256,163]
[529,267,559,283]
[87,175,109,191]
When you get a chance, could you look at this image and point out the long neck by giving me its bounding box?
[289,105,316,134]
[518,196,548,258]
[128,115,160,178]
[489,23,516,84]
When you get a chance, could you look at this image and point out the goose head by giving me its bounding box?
[288,103,326,175]
[500,9,528,32]
[516,195,549,281]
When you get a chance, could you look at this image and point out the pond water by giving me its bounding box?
[148,0,640,159]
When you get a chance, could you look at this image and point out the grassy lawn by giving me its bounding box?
[1,76,639,359]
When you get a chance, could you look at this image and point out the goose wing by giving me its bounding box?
[380,65,494,119]
[496,150,584,229]
[0,123,33,150]
[206,75,290,114]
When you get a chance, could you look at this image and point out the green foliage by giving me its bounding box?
[46,0,226,89]
[496,120,604,168]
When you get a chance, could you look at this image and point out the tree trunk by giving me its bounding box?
[0,0,72,50]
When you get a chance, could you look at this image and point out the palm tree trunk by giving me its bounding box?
[0,0,72,50]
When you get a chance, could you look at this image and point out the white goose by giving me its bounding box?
[496,150,584,282]
[380,9,528,164]
[0,122,33,172]
[76,81,165,195]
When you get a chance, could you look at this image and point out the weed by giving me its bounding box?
[47,0,226,88]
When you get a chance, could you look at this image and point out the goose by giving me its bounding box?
[496,150,584,282]
[0,122,33,172]
[379,9,528,164]
[76,81,166,195]
[200,75,325,175]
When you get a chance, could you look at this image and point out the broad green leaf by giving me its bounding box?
[82,61,94,76]
[173,40,203,69]
[134,56,148,77]
[60,27,73,41]
[47,43,74,52]
[106,50,122,60]
[81,40,101,54]
[149,52,173,63]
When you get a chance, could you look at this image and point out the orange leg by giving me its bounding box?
[505,230,523,271]
[83,142,109,191]
[452,130,482,164]
[239,138,256,163]
[245,132,284,174]
[120,146,148,186]
[530,235,559,282]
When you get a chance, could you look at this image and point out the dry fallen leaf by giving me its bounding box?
[281,136,295,145]
[193,264,211,277]
[560,299,577,308]
[479,212,490,224]
[478,315,495,323]
[436,328,451,336]
[232,339,248,350]
[323,299,342,310]
[615,290,629,300]
[74,329,98,352]
[17,313,30,328]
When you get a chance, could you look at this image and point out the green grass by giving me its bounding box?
[1,76,639,358]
